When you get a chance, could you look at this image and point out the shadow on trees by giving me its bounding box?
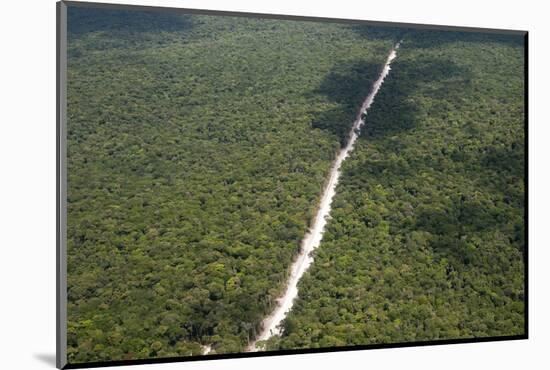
[67,7,196,58]
[404,29,524,49]
[475,142,525,210]
[68,7,194,37]
[480,140,525,178]
[309,60,384,145]
[362,57,472,138]
[348,23,524,49]
[415,196,499,236]
[347,23,407,42]
[309,49,473,146]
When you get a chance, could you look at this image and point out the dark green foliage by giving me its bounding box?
[66,6,399,363]
[274,31,525,350]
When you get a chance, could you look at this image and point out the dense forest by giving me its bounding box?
[66,6,402,363]
[66,5,525,364]
[265,31,525,350]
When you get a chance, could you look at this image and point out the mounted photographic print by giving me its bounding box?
[56,1,528,368]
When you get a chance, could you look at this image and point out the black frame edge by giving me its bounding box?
[523,32,529,338]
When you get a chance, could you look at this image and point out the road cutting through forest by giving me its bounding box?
[241,41,402,353]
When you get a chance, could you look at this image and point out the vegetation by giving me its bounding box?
[66,6,401,363]
[269,31,525,350]
[66,6,525,362]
